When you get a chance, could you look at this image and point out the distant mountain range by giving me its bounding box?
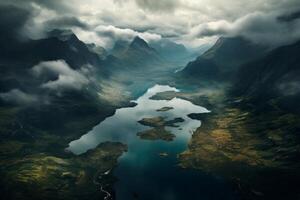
[117,36,164,68]
[105,36,176,74]
[109,37,200,71]
[149,39,193,66]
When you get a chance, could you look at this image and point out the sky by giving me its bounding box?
[1,0,300,49]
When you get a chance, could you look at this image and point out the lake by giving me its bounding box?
[67,84,239,200]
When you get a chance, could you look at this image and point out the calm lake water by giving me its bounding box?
[68,84,239,200]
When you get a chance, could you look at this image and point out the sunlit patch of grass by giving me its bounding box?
[1,142,127,200]
[176,90,300,198]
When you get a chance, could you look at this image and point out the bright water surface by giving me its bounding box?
[68,84,239,200]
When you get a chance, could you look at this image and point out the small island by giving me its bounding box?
[156,107,174,112]
[137,116,185,141]
[138,116,184,128]
[137,127,175,141]
[159,152,169,157]
[150,91,178,100]
[138,116,166,127]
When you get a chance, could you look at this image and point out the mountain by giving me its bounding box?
[232,40,300,114]
[0,29,109,96]
[121,36,162,66]
[86,43,107,59]
[109,36,165,71]
[110,40,130,57]
[0,27,132,200]
[175,39,300,200]
[0,29,104,70]
[0,29,131,141]
[149,39,190,65]
[180,37,268,80]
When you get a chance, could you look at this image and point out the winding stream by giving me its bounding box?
[68,84,238,200]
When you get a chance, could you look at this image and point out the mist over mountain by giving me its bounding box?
[149,39,194,65]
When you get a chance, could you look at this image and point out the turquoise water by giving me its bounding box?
[68,84,239,200]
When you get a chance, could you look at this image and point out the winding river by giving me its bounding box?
[68,85,238,200]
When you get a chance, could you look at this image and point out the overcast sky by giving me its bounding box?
[1,0,300,49]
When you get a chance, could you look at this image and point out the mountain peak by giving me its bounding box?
[181,36,268,80]
[47,29,78,42]
[130,36,149,49]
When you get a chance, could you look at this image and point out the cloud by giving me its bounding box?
[134,0,179,12]
[0,4,31,40]
[0,89,38,105]
[193,11,300,47]
[94,25,161,47]
[44,16,89,30]
[32,60,89,90]
[192,20,230,37]
[97,80,131,105]
[0,0,78,40]
[277,10,300,22]
[1,0,300,48]
[5,0,73,14]
[278,80,300,96]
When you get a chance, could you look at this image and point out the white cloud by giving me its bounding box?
[7,0,300,48]
[192,12,300,47]
[32,60,89,90]
[94,25,161,47]
[0,89,38,105]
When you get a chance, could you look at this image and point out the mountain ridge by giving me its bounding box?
[180,36,268,80]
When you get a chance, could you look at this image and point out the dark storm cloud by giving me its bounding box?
[45,16,90,30]
[277,10,300,22]
[0,0,76,41]
[9,0,73,14]
[0,4,31,40]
